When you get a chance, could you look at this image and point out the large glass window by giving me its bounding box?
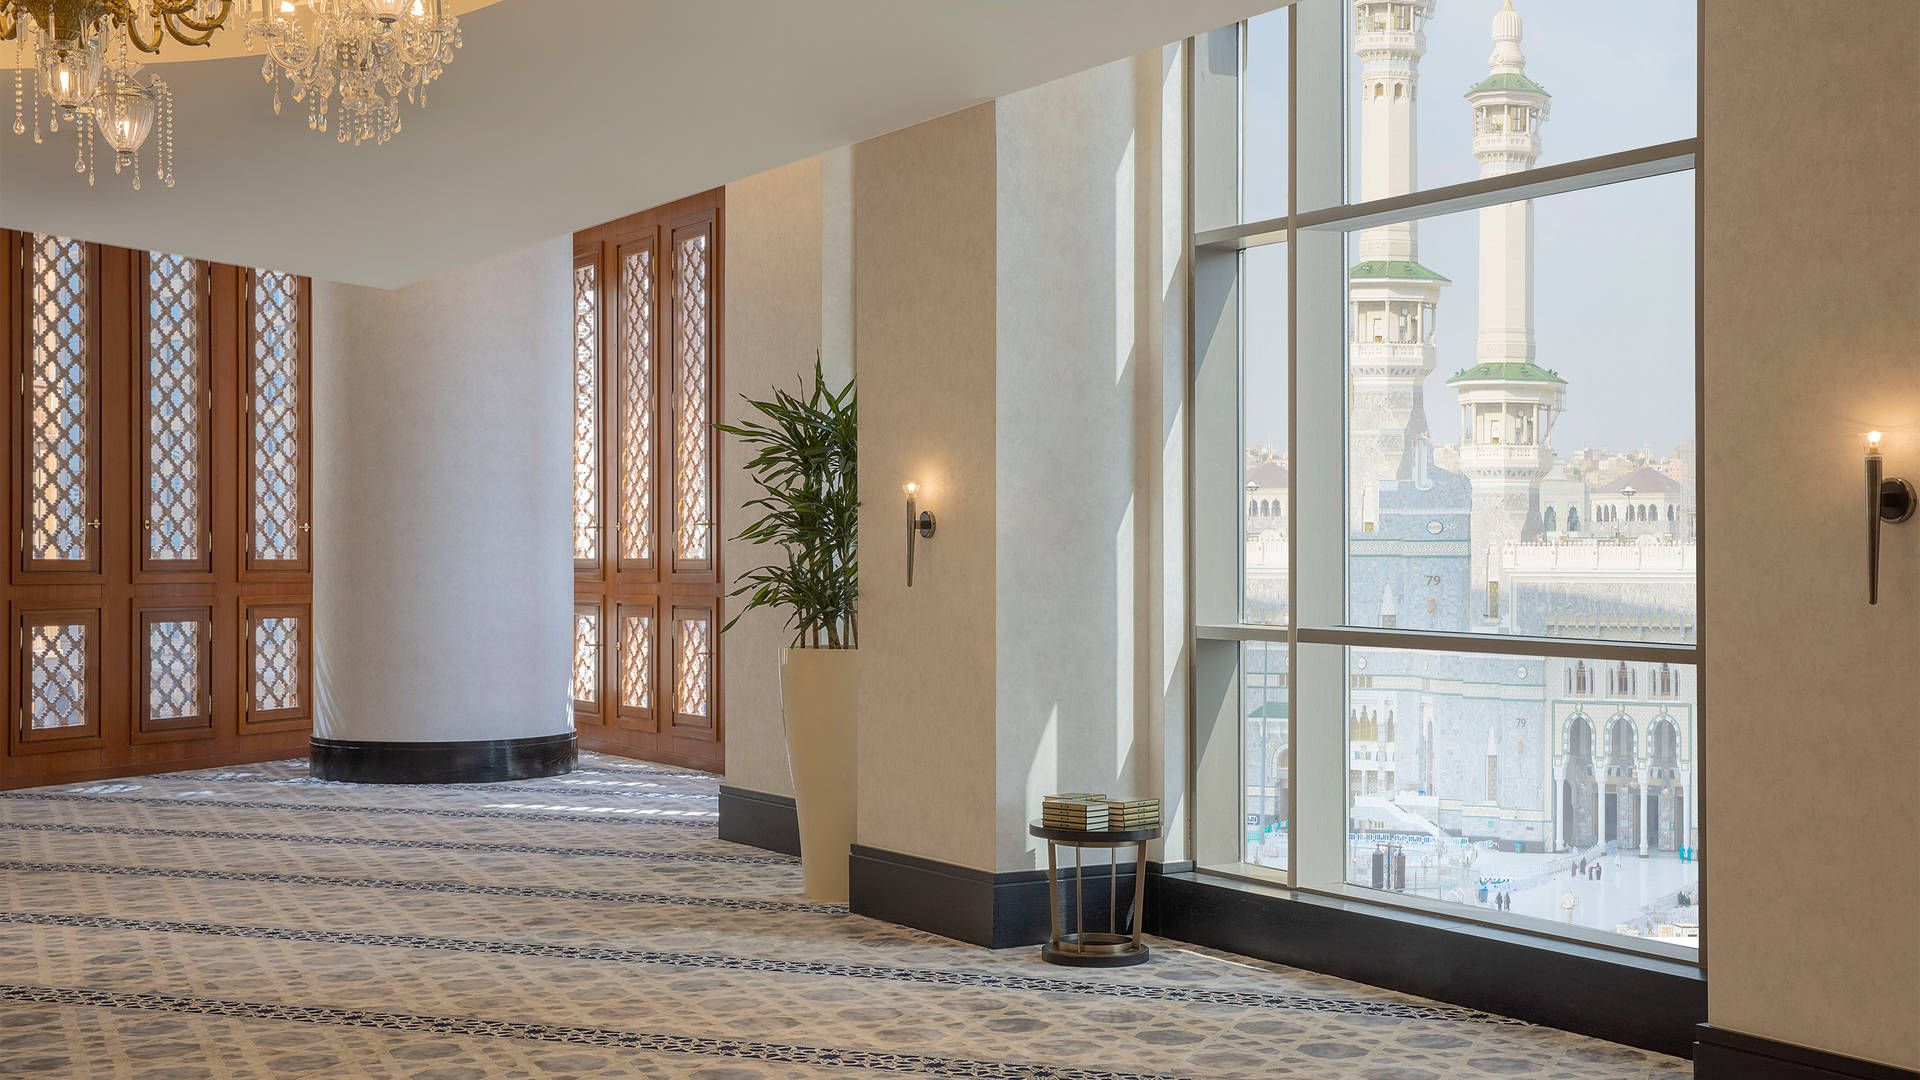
[1192,0,1700,959]
[1338,645,1697,947]
[1338,0,1696,208]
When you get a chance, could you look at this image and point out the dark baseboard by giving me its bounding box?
[1694,1027,1918,1080]
[849,844,1185,950]
[1153,871,1705,1058]
[309,732,576,785]
[717,785,801,856]
[845,847,1709,1056]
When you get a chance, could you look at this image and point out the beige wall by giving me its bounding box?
[311,237,574,743]
[822,145,856,388]
[844,50,1188,875]
[992,48,1188,871]
[1703,0,1920,1068]
[853,104,1002,871]
[720,157,827,799]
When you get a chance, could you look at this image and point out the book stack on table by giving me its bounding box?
[1103,797,1161,831]
[1041,794,1162,832]
[1041,793,1108,831]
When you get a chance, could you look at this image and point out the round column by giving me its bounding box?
[309,238,576,783]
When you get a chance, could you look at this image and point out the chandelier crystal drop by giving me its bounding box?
[242,0,458,146]
[2,1,217,188]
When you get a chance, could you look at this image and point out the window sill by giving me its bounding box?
[1152,868,1705,1058]
[1195,860,1700,965]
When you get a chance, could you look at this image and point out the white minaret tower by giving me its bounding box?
[1349,0,1447,532]
[1453,0,1560,625]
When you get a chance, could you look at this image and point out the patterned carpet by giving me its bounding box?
[0,753,1690,1079]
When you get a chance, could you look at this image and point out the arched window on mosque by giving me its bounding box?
[1544,506,1557,532]
[1568,506,1580,531]
[1610,661,1635,698]
[1652,717,1680,768]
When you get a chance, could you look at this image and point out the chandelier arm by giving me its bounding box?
[163,0,232,36]
[121,9,164,53]
[159,11,221,46]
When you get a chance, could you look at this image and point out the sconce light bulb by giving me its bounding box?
[1868,431,1884,454]
[904,482,918,497]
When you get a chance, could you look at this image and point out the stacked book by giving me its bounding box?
[1041,793,1162,831]
[1041,793,1108,831]
[1103,797,1161,830]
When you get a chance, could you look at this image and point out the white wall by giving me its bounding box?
[847,50,1188,876]
[1702,0,1920,1068]
[310,236,573,743]
[721,157,827,799]
[992,48,1188,871]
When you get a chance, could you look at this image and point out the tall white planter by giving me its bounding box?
[780,646,857,901]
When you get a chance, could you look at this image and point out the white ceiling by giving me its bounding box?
[0,0,1272,288]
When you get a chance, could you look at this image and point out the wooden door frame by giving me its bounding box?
[9,602,105,753]
[0,230,314,790]
[12,233,106,583]
[132,251,216,581]
[572,189,725,773]
[239,269,313,580]
[132,602,215,742]
[239,597,312,733]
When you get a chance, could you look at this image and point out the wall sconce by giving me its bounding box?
[904,482,936,587]
[1866,431,1915,604]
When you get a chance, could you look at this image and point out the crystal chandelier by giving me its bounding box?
[3,1,223,188]
[242,0,458,146]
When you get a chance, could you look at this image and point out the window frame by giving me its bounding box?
[1186,1,1706,964]
[666,213,720,582]
[134,603,215,740]
[571,246,606,578]
[240,269,313,579]
[135,252,215,580]
[10,603,104,752]
[240,598,312,732]
[13,233,105,582]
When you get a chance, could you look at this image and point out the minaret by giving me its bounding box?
[1349,0,1447,532]
[1452,0,1559,625]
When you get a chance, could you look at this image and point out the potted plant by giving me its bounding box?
[718,358,857,901]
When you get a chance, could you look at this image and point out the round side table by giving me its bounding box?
[1029,820,1162,967]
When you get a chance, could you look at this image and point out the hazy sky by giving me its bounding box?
[1239,0,1697,457]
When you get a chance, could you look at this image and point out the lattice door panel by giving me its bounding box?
[139,607,212,735]
[571,196,722,772]
[573,258,602,570]
[20,234,99,575]
[572,602,604,724]
[246,270,308,572]
[671,606,716,739]
[142,253,210,573]
[15,608,100,746]
[615,601,656,732]
[617,239,657,572]
[243,603,310,729]
[670,225,714,575]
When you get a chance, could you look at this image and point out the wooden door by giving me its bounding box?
[0,232,314,789]
[571,190,724,772]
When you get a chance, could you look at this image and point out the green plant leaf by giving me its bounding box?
[717,356,858,649]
